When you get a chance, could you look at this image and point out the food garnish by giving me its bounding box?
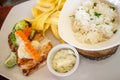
[94,12,102,18]
[109,6,115,11]
[15,30,41,61]
[4,52,17,68]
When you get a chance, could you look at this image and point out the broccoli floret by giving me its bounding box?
[9,32,18,46]
[12,20,29,33]
[10,20,29,46]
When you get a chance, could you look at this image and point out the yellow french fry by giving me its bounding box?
[32,8,56,31]
[24,17,34,23]
[46,11,60,25]
[43,23,50,33]
[31,19,38,30]
[51,24,65,43]
[37,0,57,8]
[50,11,60,25]
[32,7,42,17]
[57,0,66,10]
[26,0,66,43]
[35,4,55,12]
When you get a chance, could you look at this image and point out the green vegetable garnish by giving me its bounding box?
[96,23,100,26]
[113,30,117,34]
[9,32,18,46]
[105,23,109,25]
[93,3,97,7]
[69,15,75,18]
[90,18,94,20]
[112,18,115,23]
[4,52,17,68]
[109,6,115,11]
[10,20,30,46]
[12,20,29,33]
[86,10,90,15]
[94,12,102,18]
[29,29,36,40]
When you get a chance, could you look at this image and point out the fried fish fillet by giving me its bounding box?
[17,33,52,76]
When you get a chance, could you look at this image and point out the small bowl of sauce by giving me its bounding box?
[47,44,80,77]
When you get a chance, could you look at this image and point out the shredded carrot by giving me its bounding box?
[15,30,41,61]
[23,26,31,38]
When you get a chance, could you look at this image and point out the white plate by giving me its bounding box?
[58,0,120,51]
[0,0,120,80]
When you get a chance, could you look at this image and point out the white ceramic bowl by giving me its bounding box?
[58,0,120,51]
[47,44,80,77]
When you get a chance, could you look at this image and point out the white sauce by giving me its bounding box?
[18,40,40,58]
[52,49,76,73]
[18,43,32,58]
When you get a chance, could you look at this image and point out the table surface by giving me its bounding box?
[0,75,9,80]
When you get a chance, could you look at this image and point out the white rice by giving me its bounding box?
[72,0,119,44]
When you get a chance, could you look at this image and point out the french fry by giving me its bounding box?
[46,11,60,25]
[32,7,42,17]
[43,23,50,33]
[35,3,55,12]
[27,0,66,43]
[32,8,56,31]
[51,24,64,43]
[57,0,66,10]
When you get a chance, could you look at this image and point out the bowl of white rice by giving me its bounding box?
[58,0,120,51]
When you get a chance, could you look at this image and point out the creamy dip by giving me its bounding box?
[52,49,76,73]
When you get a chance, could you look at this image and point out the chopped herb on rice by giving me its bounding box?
[72,0,119,44]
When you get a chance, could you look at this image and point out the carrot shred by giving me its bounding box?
[23,26,31,38]
[15,30,41,61]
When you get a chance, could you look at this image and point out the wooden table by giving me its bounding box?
[0,5,13,29]
[0,4,13,80]
[0,75,9,80]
